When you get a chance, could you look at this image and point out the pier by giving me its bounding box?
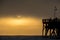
[42,18,60,38]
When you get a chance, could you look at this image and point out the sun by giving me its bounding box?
[17,16,21,18]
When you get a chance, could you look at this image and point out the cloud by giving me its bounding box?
[0,0,60,18]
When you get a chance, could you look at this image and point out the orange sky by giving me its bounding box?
[0,16,43,36]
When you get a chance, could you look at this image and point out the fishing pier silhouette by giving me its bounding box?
[42,6,60,38]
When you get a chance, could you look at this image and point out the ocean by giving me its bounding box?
[0,36,60,40]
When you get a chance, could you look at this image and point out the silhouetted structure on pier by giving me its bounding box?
[42,18,60,36]
[42,6,60,37]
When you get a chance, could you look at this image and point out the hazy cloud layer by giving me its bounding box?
[0,0,60,18]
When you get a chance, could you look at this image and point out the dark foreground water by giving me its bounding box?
[0,36,60,40]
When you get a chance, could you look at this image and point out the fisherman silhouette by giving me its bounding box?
[51,17,57,36]
[54,17,60,36]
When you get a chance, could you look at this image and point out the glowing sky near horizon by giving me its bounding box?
[0,17,42,35]
[0,0,60,35]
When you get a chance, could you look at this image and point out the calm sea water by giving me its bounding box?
[0,36,60,40]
